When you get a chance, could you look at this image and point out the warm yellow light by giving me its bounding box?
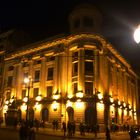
[5,100,9,105]
[23,97,28,102]
[53,94,60,100]
[75,99,84,108]
[76,92,83,98]
[123,102,126,107]
[97,93,103,100]
[34,102,41,110]
[134,112,137,116]
[10,98,14,103]
[24,77,29,84]
[97,103,104,111]
[21,103,27,111]
[124,109,127,116]
[129,105,131,109]
[66,100,72,107]
[68,94,73,99]
[110,97,114,103]
[3,105,8,111]
[118,100,121,105]
[36,95,42,101]
[52,101,58,111]
[134,25,140,43]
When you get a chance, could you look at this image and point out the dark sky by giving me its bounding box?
[1,0,140,73]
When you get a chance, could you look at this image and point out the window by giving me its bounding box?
[7,76,13,87]
[83,17,93,27]
[8,66,14,71]
[33,88,39,98]
[47,86,52,97]
[47,68,53,80]
[73,83,77,94]
[85,62,93,75]
[72,51,78,61]
[85,50,93,60]
[72,63,78,76]
[34,70,40,82]
[22,89,26,98]
[85,82,93,95]
[74,19,80,28]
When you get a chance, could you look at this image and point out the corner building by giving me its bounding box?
[2,4,139,131]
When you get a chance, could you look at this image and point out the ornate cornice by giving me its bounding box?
[4,33,137,77]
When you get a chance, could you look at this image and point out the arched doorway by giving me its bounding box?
[29,109,34,120]
[85,107,96,125]
[41,108,49,122]
[66,107,74,122]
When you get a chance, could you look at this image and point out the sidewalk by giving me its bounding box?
[0,125,128,139]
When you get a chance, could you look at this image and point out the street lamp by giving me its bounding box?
[24,77,32,122]
[134,24,140,44]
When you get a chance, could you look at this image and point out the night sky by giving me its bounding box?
[1,0,140,74]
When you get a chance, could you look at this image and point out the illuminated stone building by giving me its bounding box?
[1,4,139,130]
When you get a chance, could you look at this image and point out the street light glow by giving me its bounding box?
[134,25,140,43]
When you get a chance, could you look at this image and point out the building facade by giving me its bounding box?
[0,4,139,131]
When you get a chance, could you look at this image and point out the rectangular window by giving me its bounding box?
[34,70,40,82]
[85,50,93,60]
[85,61,93,75]
[47,68,53,80]
[72,63,78,76]
[85,82,93,95]
[47,86,52,97]
[7,76,13,87]
[72,51,78,61]
[33,88,39,98]
[73,83,77,94]
[22,89,26,98]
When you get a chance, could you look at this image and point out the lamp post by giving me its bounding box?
[24,77,32,122]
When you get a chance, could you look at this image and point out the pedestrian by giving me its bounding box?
[62,121,66,136]
[106,127,111,140]
[29,126,36,140]
[19,123,28,140]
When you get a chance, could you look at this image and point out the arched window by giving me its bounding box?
[42,108,49,122]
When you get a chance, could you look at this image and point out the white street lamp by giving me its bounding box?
[134,25,140,44]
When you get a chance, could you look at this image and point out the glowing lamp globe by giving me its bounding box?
[134,25,140,44]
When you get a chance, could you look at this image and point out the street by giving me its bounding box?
[0,128,130,140]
